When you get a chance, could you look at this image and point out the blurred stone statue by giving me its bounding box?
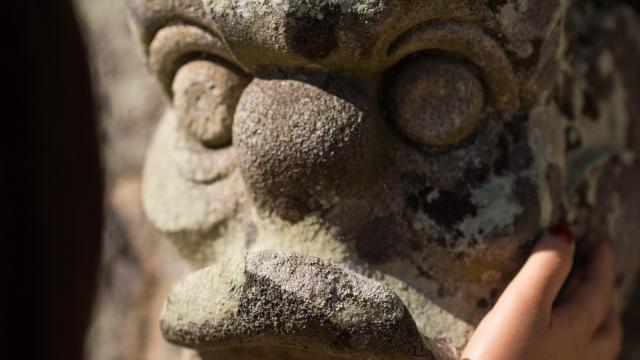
[122,0,640,358]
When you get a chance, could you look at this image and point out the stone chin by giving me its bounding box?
[132,0,640,359]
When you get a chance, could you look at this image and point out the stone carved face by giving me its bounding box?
[128,0,640,358]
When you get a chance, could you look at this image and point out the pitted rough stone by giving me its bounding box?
[387,56,484,147]
[148,25,239,95]
[173,60,249,148]
[161,251,436,359]
[233,74,376,220]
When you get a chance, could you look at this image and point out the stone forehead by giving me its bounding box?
[207,0,386,18]
[201,0,565,71]
[128,0,566,72]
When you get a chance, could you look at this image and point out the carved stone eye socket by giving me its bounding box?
[172,60,249,148]
[147,24,250,148]
[387,55,485,147]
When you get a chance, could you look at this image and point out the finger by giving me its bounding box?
[555,241,615,336]
[495,228,574,320]
[587,308,623,360]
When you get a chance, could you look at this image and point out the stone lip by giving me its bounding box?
[160,250,437,359]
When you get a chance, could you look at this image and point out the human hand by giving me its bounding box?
[461,227,622,360]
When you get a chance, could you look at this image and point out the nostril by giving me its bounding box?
[233,75,377,221]
[386,55,485,148]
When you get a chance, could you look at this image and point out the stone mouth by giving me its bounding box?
[160,250,438,359]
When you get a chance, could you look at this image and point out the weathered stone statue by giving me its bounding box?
[126,0,640,358]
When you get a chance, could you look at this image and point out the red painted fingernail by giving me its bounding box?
[550,224,574,246]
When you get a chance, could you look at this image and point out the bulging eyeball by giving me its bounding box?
[386,55,485,147]
[146,24,250,148]
[172,60,249,148]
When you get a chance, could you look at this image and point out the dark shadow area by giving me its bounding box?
[622,275,640,359]
[5,0,103,359]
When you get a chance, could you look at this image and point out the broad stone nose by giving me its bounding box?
[233,73,377,221]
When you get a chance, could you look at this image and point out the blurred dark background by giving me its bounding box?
[6,0,184,358]
[7,1,103,359]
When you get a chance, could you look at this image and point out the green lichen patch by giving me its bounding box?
[458,174,524,240]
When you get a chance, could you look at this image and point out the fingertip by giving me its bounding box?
[497,228,576,313]
[532,228,575,264]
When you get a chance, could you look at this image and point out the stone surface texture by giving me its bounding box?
[76,0,640,359]
[161,251,438,359]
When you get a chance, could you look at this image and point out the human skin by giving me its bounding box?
[461,231,622,360]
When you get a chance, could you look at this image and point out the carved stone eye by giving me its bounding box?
[387,55,485,147]
[172,60,249,148]
[147,24,250,148]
